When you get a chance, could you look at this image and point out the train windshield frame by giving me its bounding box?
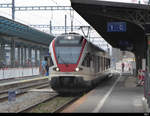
[55,35,83,46]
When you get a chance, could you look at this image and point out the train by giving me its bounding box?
[47,33,112,94]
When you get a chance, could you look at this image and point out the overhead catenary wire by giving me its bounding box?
[49,0,111,50]
[0,0,111,50]
[50,0,84,26]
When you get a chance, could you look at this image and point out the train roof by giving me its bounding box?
[56,33,107,53]
[86,38,106,53]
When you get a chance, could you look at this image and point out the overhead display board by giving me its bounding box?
[107,22,126,32]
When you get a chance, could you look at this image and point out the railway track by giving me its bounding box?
[0,80,50,101]
[52,95,82,113]
[20,76,117,113]
[0,75,115,113]
[20,94,82,113]
[17,94,59,113]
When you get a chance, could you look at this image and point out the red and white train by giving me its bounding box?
[48,33,112,94]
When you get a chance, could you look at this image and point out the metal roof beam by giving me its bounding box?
[30,25,93,30]
[0,3,12,8]
[15,6,73,11]
[0,4,73,11]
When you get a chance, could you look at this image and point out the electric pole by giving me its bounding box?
[12,0,15,20]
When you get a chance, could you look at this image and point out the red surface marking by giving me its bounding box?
[52,39,58,65]
[57,64,77,72]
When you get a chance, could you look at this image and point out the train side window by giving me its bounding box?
[104,58,106,70]
[106,58,108,69]
[100,57,103,72]
[99,56,101,72]
[107,58,110,69]
[102,57,104,71]
[108,59,110,68]
[82,53,91,67]
[93,55,99,73]
[97,56,100,72]
[105,58,106,69]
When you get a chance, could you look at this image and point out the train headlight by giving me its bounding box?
[56,67,60,71]
[75,68,79,72]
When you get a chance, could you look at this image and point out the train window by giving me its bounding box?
[99,56,101,72]
[56,35,83,46]
[97,56,100,73]
[57,35,82,40]
[108,59,110,68]
[106,58,107,70]
[102,57,104,71]
[93,55,99,73]
[82,53,91,67]
[100,57,103,72]
[107,59,110,68]
[55,46,82,64]
[105,58,107,70]
[106,58,108,69]
[59,39,80,44]
[104,58,106,70]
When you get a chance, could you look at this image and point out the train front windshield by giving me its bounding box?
[55,35,83,64]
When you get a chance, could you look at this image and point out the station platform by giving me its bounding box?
[62,74,149,113]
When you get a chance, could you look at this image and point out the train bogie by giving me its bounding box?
[50,76,88,94]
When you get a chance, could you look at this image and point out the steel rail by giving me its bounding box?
[52,95,82,113]
[18,94,59,113]
[0,81,50,101]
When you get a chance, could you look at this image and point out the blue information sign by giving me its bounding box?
[8,90,16,102]
[107,22,126,32]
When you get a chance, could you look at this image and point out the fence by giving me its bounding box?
[0,67,39,80]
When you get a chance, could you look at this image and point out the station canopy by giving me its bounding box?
[0,16,55,46]
[70,0,150,53]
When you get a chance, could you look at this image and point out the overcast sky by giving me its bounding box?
[0,0,149,51]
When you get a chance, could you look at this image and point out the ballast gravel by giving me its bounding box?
[0,91,56,113]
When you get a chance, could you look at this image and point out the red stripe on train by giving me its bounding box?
[52,39,58,65]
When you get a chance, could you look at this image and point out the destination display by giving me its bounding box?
[59,39,80,44]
